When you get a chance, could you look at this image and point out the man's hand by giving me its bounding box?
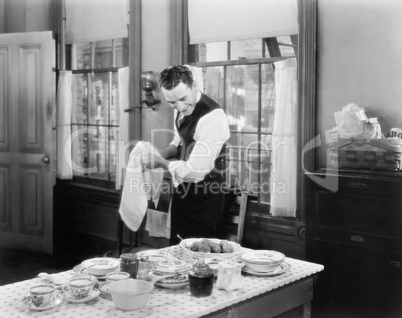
[146,154,169,170]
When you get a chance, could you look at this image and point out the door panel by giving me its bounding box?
[0,31,54,254]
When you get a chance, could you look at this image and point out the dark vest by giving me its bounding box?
[175,93,226,176]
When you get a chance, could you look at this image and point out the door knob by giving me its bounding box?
[42,156,50,164]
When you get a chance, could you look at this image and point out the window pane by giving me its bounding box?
[73,43,91,70]
[277,36,296,57]
[95,40,113,68]
[226,64,260,132]
[261,63,275,133]
[109,127,118,182]
[111,72,119,125]
[205,66,224,109]
[230,39,263,60]
[89,73,109,125]
[72,125,88,176]
[114,38,129,67]
[94,38,129,68]
[88,126,108,180]
[73,74,88,124]
[205,42,227,62]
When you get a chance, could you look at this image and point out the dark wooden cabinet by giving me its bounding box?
[306,171,402,318]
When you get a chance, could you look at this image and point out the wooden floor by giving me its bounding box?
[0,248,85,286]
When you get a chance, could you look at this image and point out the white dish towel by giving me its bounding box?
[145,198,172,239]
[118,142,164,232]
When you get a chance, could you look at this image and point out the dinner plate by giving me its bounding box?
[62,286,100,303]
[240,250,285,265]
[242,262,290,277]
[20,291,64,311]
[179,238,242,259]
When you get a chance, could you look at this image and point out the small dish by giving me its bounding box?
[81,257,120,276]
[153,274,189,289]
[151,259,192,275]
[62,285,100,303]
[242,262,290,276]
[136,250,173,264]
[99,282,110,295]
[20,291,64,311]
[73,265,107,280]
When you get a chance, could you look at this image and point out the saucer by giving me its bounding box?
[99,282,110,295]
[62,285,100,303]
[242,262,290,276]
[21,291,64,311]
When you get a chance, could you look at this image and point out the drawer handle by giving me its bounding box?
[350,235,364,243]
[348,182,369,190]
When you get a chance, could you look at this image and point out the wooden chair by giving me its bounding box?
[218,189,249,245]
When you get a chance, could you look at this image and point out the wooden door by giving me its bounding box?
[0,32,55,254]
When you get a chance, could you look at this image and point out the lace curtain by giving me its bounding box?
[270,58,297,217]
[116,67,130,190]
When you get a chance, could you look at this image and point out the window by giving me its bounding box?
[66,39,129,185]
[188,36,297,206]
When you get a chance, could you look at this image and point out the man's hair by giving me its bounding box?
[159,65,193,90]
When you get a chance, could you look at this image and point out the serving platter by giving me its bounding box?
[179,238,242,259]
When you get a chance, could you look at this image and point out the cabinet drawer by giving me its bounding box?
[315,226,399,252]
[316,189,400,237]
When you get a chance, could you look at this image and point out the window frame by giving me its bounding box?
[178,0,317,222]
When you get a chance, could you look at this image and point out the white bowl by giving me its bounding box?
[81,257,120,276]
[179,238,242,259]
[240,250,285,265]
[240,250,285,273]
[108,279,153,311]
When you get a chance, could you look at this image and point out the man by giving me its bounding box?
[147,65,230,245]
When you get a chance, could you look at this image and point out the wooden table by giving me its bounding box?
[0,246,323,318]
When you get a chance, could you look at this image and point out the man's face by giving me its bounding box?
[162,81,197,116]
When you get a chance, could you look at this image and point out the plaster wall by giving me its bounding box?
[316,0,402,166]
[141,0,175,149]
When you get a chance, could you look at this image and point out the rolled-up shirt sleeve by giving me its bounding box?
[168,109,230,185]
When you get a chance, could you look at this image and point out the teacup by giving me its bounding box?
[106,271,130,285]
[69,277,93,300]
[30,284,55,307]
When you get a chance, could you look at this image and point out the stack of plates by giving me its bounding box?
[240,250,289,276]
[150,259,192,289]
